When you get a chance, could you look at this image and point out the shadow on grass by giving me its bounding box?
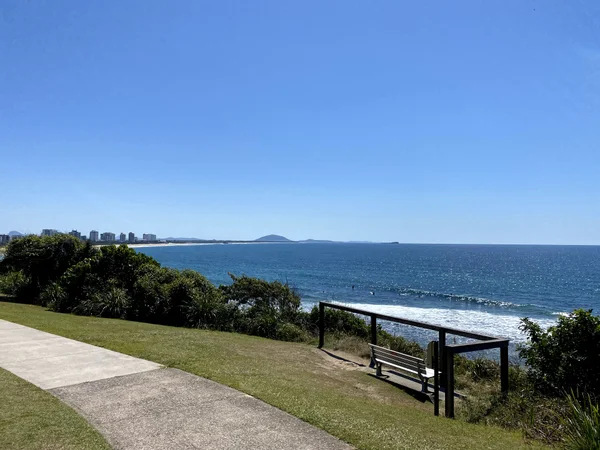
[367,372,434,404]
[319,349,368,368]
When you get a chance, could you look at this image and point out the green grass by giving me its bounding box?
[0,368,111,450]
[0,301,549,450]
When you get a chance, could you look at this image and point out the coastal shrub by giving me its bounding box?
[129,266,177,322]
[562,392,600,450]
[185,293,237,331]
[221,274,303,338]
[456,356,500,383]
[39,282,67,309]
[0,270,29,298]
[162,273,223,327]
[519,309,600,399]
[47,258,105,312]
[276,322,310,342]
[457,369,570,444]
[221,274,302,318]
[73,285,130,319]
[48,245,163,315]
[92,244,160,294]
[0,235,94,303]
[307,306,370,338]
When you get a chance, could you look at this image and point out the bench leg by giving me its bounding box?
[376,363,382,377]
[420,377,430,393]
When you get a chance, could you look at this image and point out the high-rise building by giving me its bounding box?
[142,233,157,241]
[69,230,81,239]
[128,232,135,243]
[100,232,116,242]
[120,233,126,242]
[0,234,9,244]
[89,230,99,242]
[41,229,59,237]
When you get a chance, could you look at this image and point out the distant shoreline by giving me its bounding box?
[126,242,258,249]
[93,241,274,249]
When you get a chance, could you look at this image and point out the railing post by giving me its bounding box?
[433,340,439,416]
[445,348,455,418]
[439,329,446,388]
[318,302,325,349]
[369,315,378,368]
[500,344,509,395]
[370,315,377,346]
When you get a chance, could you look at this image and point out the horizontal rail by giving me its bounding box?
[320,301,504,341]
[446,338,509,354]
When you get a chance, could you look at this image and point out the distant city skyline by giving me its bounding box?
[4,228,158,243]
[1,2,599,245]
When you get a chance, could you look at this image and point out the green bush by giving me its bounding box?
[47,258,104,312]
[0,235,95,303]
[276,323,310,342]
[129,266,177,322]
[456,357,500,383]
[40,282,67,309]
[563,392,600,450]
[307,306,370,338]
[221,274,303,338]
[519,309,600,399]
[0,270,29,298]
[73,285,130,319]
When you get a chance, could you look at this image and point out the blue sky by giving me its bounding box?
[1,1,599,244]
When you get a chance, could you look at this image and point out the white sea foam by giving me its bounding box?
[328,302,558,344]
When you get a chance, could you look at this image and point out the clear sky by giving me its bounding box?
[1,1,599,244]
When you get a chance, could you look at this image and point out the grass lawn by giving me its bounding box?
[0,301,548,450]
[0,367,111,450]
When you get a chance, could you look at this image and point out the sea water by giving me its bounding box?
[137,243,600,357]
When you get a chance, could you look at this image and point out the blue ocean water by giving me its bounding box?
[137,243,600,352]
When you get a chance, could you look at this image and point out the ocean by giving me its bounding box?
[137,243,600,357]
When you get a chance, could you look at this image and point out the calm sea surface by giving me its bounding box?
[137,243,600,355]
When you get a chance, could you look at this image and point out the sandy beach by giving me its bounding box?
[125,242,221,249]
[100,241,271,249]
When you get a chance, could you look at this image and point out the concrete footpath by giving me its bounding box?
[0,319,351,450]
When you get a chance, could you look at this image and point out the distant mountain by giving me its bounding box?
[8,231,23,237]
[255,234,292,242]
[298,239,336,244]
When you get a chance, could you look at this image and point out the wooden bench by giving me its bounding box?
[369,342,437,392]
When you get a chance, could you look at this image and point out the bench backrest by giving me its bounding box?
[425,340,438,369]
[369,344,424,374]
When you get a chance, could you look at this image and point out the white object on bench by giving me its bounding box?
[369,341,437,392]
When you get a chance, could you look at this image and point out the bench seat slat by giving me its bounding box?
[369,344,433,378]
[370,348,422,365]
[373,358,420,375]
[369,345,422,359]
[372,353,422,366]
[372,351,421,366]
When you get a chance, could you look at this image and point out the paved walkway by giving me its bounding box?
[0,319,351,449]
